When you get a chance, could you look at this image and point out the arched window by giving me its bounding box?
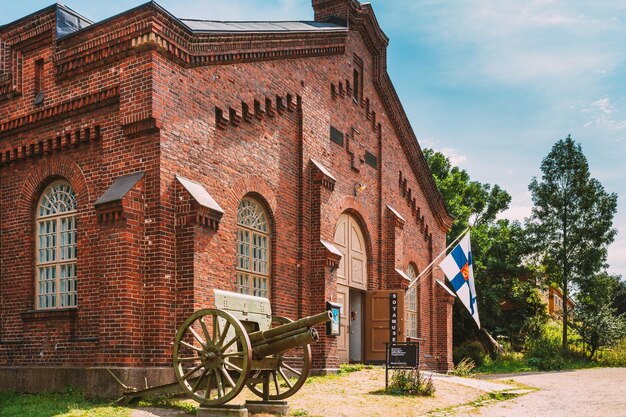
[236,197,270,298]
[405,264,418,339]
[36,181,78,309]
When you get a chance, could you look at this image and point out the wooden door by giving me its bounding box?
[333,214,367,290]
[334,213,368,362]
[365,290,405,362]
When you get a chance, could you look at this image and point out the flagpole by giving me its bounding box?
[407,226,470,290]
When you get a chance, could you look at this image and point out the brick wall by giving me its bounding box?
[0,0,453,391]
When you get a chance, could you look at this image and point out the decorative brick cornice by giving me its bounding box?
[398,170,439,242]
[0,125,101,167]
[95,201,124,225]
[0,7,56,48]
[51,4,347,80]
[215,93,296,131]
[0,87,118,137]
[330,80,379,134]
[122,117,160,137]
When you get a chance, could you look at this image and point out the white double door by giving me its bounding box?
[334,214,367,363]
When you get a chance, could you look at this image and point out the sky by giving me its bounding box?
[3,0,625,278]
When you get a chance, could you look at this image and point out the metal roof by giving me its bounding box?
[176,175,224,214]
[94,171,144,206]
[180,19,346,33]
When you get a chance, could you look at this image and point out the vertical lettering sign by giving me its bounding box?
[390,292,398,343]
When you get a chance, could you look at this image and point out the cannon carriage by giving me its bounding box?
[119,289,331,406]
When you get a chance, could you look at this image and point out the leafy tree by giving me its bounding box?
[574,272,626,359]
[574,305,626,360]
[612,278,626,316]
[527,136,618,354]
[424,149,543,351]
[424,149,510,245]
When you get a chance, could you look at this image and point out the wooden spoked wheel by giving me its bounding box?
[173,309,252,406]
[247,315,312,400]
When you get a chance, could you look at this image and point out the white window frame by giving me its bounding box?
[35,180,78,310]
[405,264,419,339]
[236,197,271,299]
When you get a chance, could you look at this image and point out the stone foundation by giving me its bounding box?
[0,366,175,399]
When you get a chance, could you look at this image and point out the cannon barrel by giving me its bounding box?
[245,311,331,358]
[253,327,319,358]
[248,310,331,345]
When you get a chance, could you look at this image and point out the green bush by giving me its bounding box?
[387,369,435,396]
[525,324,565,371]
[596,338,626,367]
[453,341,486,366]
[476,351,533,373]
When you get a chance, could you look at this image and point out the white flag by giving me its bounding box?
[439,232,480,328]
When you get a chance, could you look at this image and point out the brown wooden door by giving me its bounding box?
[365,290,405,362]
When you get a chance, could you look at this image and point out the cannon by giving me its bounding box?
[118,289,331,406]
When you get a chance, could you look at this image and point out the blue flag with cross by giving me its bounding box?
[439,231,480,328]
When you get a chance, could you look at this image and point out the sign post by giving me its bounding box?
[384,342,420,389]
[389,293,398,343]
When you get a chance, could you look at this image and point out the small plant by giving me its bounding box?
[450,357,476,377]
[387,368,435,396]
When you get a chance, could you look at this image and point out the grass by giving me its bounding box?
[137,396,196,414]
[427,391,515,416]
[0,389,130,417]
[306,363,374,383]
[475,352,534,374]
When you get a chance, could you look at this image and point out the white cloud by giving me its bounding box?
[498,190,533,222]
[607,237,626,278]
[388,0,626,89]
[440,148,467,166]
[592,97,614,114]
[582,97,626,130]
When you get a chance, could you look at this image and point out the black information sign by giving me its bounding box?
[384,342,421,389]
[389,292,398,343]
[388,344,418,367]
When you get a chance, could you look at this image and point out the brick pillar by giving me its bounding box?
[435,283,455,371]
[309,162,339,372]
[96,181,145,365]
[312,0,359,23]
[385,206,406,289]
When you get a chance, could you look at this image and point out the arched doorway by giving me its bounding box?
[334,213,368,362]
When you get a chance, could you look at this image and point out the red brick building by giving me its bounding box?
[0,0,454,395]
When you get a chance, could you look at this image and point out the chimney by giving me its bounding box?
[312,0,359,24]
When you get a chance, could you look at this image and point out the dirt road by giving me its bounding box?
[464,368,626,417]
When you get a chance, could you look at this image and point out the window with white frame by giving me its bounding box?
[405,264,418,339]
[236,197,270,298]
[36,181,77,309]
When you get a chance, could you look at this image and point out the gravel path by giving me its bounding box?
[461,368,626,417]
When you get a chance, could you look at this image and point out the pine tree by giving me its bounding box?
[528,136,617,354]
